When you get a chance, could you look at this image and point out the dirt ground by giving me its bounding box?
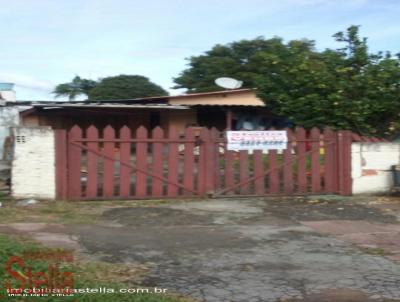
[1,196,400,302]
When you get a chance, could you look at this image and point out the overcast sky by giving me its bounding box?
[0,0,399,100]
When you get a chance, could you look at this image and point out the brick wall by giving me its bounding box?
[352,142,400,194]
[11,127,56,199]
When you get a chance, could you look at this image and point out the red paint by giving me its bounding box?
[268,150,279,194]
[67,126,82,199]
[102,125,115,198]
[183,128,195,195]
[310,128,321,193]
[239,150,249,194]
[86,125,99,198]
[283,129,293,194]
[253,150,264,194]
[167,127,179,197]
[296,127,307,193]
[119,126,131,197]
[135,126,148,197]
[151,127,164,196]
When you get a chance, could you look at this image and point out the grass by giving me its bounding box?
[0,234,193,302]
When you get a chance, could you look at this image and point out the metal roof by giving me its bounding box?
[30,103,189,110]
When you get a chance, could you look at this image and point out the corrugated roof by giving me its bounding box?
[29,103,189,110]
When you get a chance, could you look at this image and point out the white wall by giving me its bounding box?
[11,127,56,199]
[352,142,400,194]
[0,107,19,158]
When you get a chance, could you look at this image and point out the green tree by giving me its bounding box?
[174,26,400,137]
[88,75,168,100]
[53,76,97,101]
[173,37,291,92]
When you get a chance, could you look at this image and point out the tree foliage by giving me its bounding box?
[53,76,97,101]
[53,75,167,101]
[174,26,400,137]
[87,75,168,100]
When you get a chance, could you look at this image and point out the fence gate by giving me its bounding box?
[55,125,352,200]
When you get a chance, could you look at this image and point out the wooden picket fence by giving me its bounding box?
[55,125,352,200]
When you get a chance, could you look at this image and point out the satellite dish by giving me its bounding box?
[215,77,243,89]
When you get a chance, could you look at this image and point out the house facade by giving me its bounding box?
[19,89,291,133]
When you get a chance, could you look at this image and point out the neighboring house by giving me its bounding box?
[19,88,291,132]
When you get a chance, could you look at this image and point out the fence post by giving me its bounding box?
[55,129,68,200]
[337,130,352,195]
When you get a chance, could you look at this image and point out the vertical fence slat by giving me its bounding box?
[136,126,148,197]
[55,129,67,200]
[167,127,179,197]
[103,125,115,198]
[324,128,336,193]
[310,127,321,193]
[119,126,131,198]
[283,129,293,194]
[338,130,352,195]
[239,150,249,194]
[253,150,264,195]
[268,150,279,194]
[183,128,195,195]
[211,128,221,191]
[68,125,82,199]
[224,150,235,193]
[296,127,307,193]
[152,127,164,196]
[86,125,99,199]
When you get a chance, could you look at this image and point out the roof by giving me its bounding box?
[23,103,189,110]
[13,88,259,104]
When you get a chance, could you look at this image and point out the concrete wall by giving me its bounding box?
[0,107,19,158]
[11,127,56,199]
[352,142,400,194]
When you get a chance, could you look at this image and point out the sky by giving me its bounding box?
[0,0,399,101]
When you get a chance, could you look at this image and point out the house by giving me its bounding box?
[19,88,291,133]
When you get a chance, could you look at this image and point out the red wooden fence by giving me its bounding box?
[55,125,353,200]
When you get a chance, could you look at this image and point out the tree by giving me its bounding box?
[53,76,97,101]
[87,75,168,100]
[173,37,291,92]
[256,26,400,136]
[174,26,400,137]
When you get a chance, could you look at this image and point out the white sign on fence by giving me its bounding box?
[227,131,288,151]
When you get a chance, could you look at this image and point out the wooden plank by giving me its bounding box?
[310,127,321,193]
[86,125,99,199]
[323,128,336,193]
[167,127,179,197]
[211,128,221,190]
[183,128,195,195]
[239,150,249,194]
[135,126,148,197]
[296,127,307,193]
[198,128,209,196]
[55,129,67,200]
[268,150,279,194]
[68,125,82,199]
[119,126,131,198]
[338,130,352,195]
[253,150,264,195]
[103,125,115,198]
[283,129,293,194]
[151,127,164,196]
[224,150,235,193]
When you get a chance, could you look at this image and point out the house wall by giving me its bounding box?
[11,127,56,199]
[0,106,19,158]
[352,142,400,194]
[169,90,264,106]
[166,109,197,133]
